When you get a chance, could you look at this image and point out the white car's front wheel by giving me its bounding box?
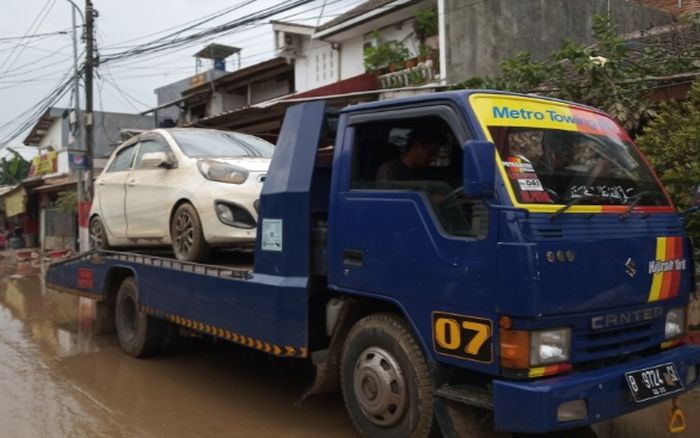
[170,203,210,262]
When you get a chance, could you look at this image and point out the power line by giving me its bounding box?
[0,0,58,79]
[100,0,317,65]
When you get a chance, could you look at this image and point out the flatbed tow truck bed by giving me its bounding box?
[46,249,309,358]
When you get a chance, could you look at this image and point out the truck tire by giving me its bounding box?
[171,202,210,262]
[115,277,170,358]
[341,313,434,438]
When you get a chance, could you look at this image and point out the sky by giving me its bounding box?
[0,0,363,158]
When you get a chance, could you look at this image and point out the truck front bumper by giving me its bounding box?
[492,344,700,433]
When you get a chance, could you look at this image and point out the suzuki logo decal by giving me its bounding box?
[625,257,637,278]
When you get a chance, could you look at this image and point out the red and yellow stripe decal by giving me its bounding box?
[528,363,572,378]
[469,93,674,214]
[647,236,684,302]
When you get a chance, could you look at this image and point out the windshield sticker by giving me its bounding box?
[517,177,544,192]
[471,95,628,140]
[261,219,283,252]
[570,185,635,201]
[503,157,535,173]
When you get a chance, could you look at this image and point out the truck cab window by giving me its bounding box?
[351,116,485,238]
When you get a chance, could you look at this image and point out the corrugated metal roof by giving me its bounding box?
[317,0,409,31]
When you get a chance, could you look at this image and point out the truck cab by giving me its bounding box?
[314,91,698,434]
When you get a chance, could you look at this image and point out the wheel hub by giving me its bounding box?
[353,347,407,427]
[89,220,103,249]
[174,211,194,254]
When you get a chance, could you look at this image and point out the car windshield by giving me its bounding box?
[171,130,274,158]
[489,127,668,205]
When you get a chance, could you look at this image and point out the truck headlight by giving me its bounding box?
[530,328,571,366]
[197,159,248,184]
[665,307,686,339]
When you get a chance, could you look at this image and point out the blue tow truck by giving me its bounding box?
[46,91,700,437]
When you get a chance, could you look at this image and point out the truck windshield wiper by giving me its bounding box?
[550,195,616,222]
[619,191,664,221]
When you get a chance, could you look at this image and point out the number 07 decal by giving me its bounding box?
[432,312,493,363]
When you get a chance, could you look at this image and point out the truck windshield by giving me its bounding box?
[469,94,669,208]
[171,130,275,158]
[489,126,669,205]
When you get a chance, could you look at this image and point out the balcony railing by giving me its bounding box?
[378,60,436,89]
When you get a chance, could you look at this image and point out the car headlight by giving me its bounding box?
[665,307,686,339]
[530,328,570,366]
[197,159,248,184]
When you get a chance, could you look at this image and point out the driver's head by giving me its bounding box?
[406,126,444,168]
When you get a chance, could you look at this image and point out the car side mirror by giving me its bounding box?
[463,140,495,198]
[140,151,172,169]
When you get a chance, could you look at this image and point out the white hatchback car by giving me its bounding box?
[89,128,273,261]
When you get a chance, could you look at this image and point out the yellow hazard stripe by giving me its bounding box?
[648,237,667,302]
[140,306,307,358]
[47,284,103,301]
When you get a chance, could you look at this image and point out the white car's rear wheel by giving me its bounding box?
[171,203,210,262]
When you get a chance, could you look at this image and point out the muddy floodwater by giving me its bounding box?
[0,250,698,437]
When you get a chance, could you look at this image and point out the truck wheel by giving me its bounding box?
[89,216,110,250]
[341,313,434,438]
[171,203,210,262]
[115,277,170,358]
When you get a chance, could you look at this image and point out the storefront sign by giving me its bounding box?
[28,151,58,177]
[69,152,87,170]
[3,187,27,217]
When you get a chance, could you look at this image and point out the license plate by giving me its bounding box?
[625,362,684,403]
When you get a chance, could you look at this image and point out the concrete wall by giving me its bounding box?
[339,35,366,80]
[445,0,675,82]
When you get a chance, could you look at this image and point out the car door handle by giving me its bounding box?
[127,179,136,186]
[342,249,364,267]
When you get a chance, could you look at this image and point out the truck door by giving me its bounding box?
[328,105,498,315]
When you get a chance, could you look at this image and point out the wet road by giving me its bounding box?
[0,252,354,438]
[0,250,699,437]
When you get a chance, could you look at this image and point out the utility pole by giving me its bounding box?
[67,0,83,251]
[84,0,95,201]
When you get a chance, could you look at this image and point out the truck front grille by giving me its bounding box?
[573,319,666,365]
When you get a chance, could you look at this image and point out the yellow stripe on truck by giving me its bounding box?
[648,237,667,302]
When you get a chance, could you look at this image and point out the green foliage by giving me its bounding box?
[452,15,700,132]
[364,32,411,71]
[414,7,438,42]
[0,149,30,185]
[636,82,700,251]
[56,191,78,214]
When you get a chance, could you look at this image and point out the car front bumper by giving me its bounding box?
[192,179,262,245]
[491,344,700,433]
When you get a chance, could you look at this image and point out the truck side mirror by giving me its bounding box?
[463,140,495,198]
